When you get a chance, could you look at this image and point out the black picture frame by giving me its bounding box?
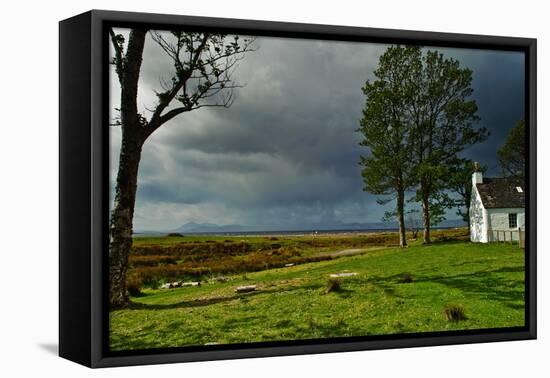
[59,9,537,368]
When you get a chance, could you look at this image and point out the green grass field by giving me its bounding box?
[110,234,525,351]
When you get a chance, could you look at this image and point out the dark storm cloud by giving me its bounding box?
[109,31,525,231]
[447,49,525,175]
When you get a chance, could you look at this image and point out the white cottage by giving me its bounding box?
[469,168,525,243]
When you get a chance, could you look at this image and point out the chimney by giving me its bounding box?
[472,162,483,186]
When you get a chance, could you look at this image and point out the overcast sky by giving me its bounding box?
[110,30,525,232]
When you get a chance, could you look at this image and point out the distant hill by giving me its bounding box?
[134,218,466,235]
[174,221,249,233]
[158,218,467,234]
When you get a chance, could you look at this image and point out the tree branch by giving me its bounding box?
[147,33,210,131]
[109,29,124,84]
[156,101,234,127]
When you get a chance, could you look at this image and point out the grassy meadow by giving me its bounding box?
[110,229,525,351]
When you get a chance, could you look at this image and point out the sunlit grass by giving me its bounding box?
[110,238,525,351]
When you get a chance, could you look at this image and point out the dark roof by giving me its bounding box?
[476,177,525,209]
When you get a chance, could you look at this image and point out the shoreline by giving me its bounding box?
[134,226,467,238]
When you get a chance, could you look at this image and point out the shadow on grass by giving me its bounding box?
[448,259,502,268]
[324,287,355,298]
[427,239,469,246]
[126,282,324,311]
[376,266,524,309]
[128,294,244,310]
[371,281,401,298]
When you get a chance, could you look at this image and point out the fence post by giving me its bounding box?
[518,227,523,249]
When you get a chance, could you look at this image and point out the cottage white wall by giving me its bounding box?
[470,186,488,243]
[487,208,525,241]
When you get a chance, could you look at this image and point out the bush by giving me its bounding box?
[167,232,184,237]
[399,272,414,283]
[443,304,466,322]
[432,228,469,242]
[326,278,342,293]
[129,255,178,267]
[131,241,252,258]
[126,277,143,297]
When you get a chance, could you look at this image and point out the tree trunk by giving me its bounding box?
[421,188,431,244]
[109,29,147,307]
[109,135,143,307]
[396,188,407,247]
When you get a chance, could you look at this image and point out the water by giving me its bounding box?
[178,226,462,237]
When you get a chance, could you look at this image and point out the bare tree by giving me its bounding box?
[406,210,422,239]
[108,29,255,306]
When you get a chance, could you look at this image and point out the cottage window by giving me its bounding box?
[509,213,517,228]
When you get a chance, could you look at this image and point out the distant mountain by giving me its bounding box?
[174,221,249,233]
[165,218,466,234]
[172,221,384,234]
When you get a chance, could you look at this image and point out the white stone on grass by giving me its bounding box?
[160,281,199,289]
[235,285,257,293]
[329,272,358,278]
[182,281,200,287]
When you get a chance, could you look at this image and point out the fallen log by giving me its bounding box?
[235,285,257,293]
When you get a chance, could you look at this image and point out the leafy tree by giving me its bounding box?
[108,29,255,307]
[358,47,418,247]
[498,119,526,179]
[359,45,487,244]
[406,48,488,243]
[446,159,487,230]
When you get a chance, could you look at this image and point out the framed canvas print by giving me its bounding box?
[59,10,537,368]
